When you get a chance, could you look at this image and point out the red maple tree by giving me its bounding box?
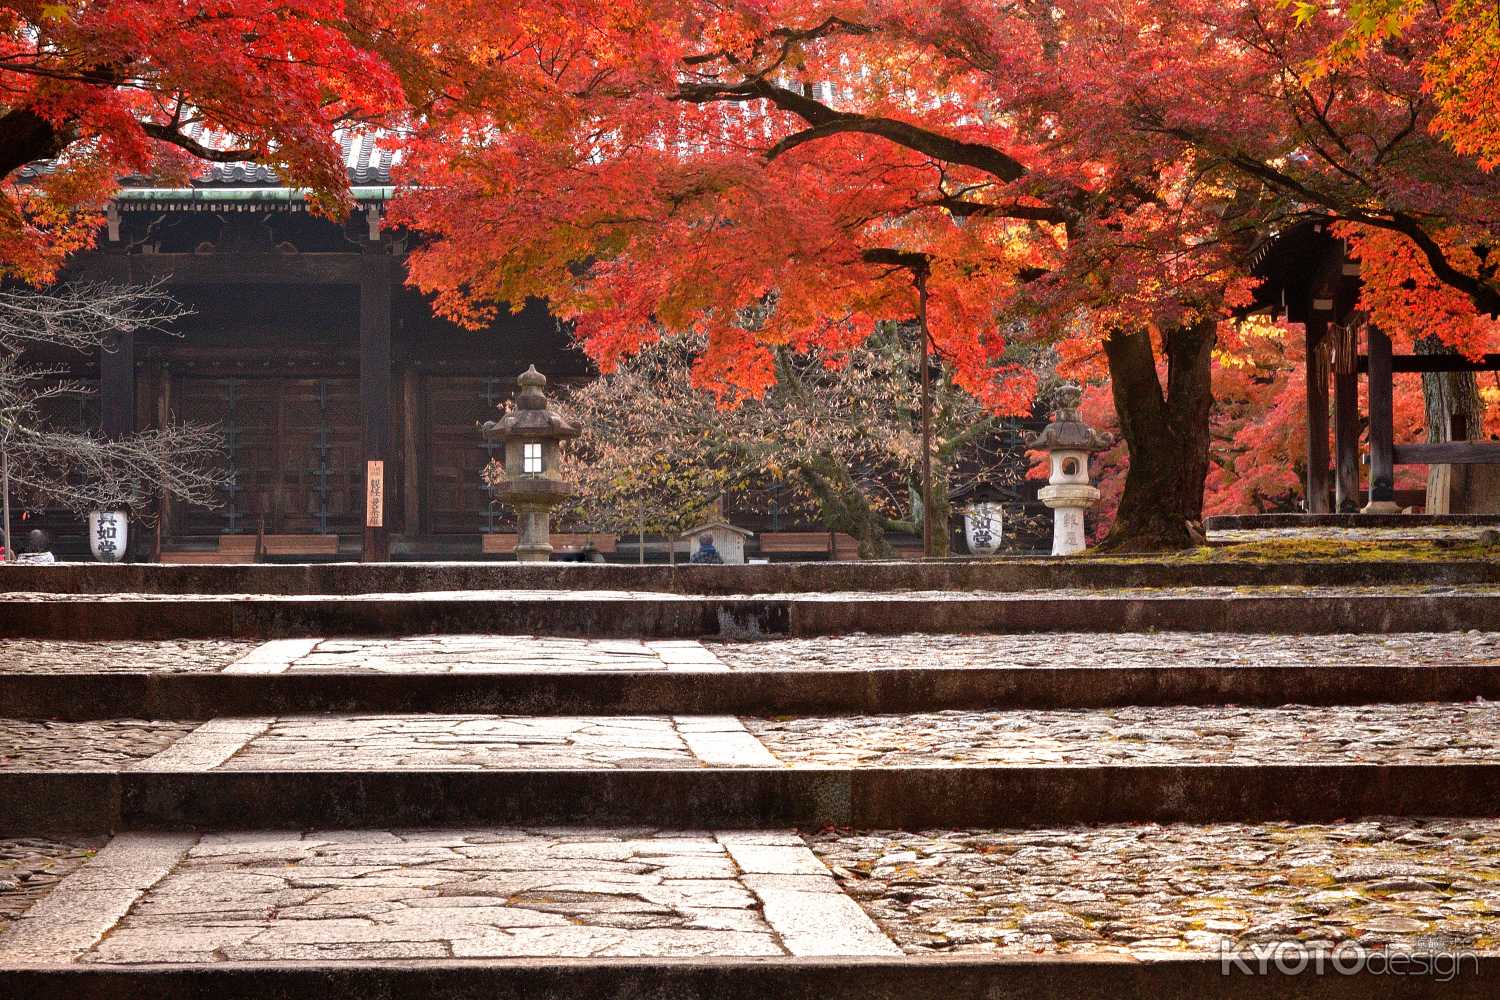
[0,0,407,281]
[388,0,1500,550]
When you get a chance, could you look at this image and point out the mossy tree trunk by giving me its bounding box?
[1098,321,1216,552]
[1418,337,1497,514]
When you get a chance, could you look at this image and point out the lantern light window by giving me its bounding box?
[522,442,543,475]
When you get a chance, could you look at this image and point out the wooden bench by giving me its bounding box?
[483,532,619,556]
[758,531,861,560]
[160,533,257,564]
[160,533,339,563]
[159,550,246,564]
[260,534,340,557]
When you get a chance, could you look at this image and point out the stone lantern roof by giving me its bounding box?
[1025,385,1110,453]
[482,366,580,442]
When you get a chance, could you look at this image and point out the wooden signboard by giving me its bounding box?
[366,460,385,528]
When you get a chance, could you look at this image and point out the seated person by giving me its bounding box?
[689,534,724,564]
[14,529,56,565]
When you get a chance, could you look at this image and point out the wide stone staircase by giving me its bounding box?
[2,561,1499,997]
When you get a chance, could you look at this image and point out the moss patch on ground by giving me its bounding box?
[1110,537,1500,564]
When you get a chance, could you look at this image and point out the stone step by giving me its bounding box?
[9,632,1500,718]
[8,704,1500,831]
[9,664,1500,719]
[12,631,1500,675]
[9,763,1500,834]
[6,958,1495,1000]
[1,824,1494,998]
[9,554,1500,596]
[6,587,1500,638]
[10,702,1498,772]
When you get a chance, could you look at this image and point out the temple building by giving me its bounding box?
[31,134,588,562]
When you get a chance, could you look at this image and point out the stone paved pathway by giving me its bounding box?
[0,838,106,925]
[9,700,1500,772]
[9,632,1499,675]
[746,703,1500,767]
[0,720,200,770]
[1,829,899,963]
[210,715,776,770]
[3,607,1500,985]
[6,584,1500,602]
[711,632,1500,670]
[260,636,726,673]
[811,819,1500,956]
[7,822,1494,964]
[0,639,255,674]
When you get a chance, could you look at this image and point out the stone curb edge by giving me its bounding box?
[7,664,1500,719]
[0,954,1493,999]
[5,764,1500,834]
[7,557,1500,596]
[6,593,1500,638]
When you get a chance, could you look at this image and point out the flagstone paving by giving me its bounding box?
[710,631,1500,670]
[0,829,899,963]
[0,838,106,925]
[810,819,1500,956]
[746,703,1500,767]
[9,631,1500,675]
[7,822,1496,965]
[211,715,776,770]
[0,639,255,674]
[0,719,200,770]
[3,599,1500,984]
[10,700,1499,772]
[266,636,726,674]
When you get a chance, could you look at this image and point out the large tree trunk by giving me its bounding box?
[925,461,952,557]
[1098,321,1216,552]
[1418,338,1498,514]
[1,442,10,560]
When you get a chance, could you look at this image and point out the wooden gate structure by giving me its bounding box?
[1258,222,1500,514]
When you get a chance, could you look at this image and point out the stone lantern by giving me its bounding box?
[1026,385,1109,556]
[482,366,580,562]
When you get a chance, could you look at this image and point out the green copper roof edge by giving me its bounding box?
[113,186,397,202]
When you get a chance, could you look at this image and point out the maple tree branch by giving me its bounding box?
[931,196,1068,224]
[1221,153,1500,316]
[861,248,931,272]
[139,123,262,163]
[674,78,1031,185]
[682,17,872,71]
[1136,113,1500,314]
[765,108,1028,184]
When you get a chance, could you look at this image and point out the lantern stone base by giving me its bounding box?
[1037,483,1100,557]
[514,506,557,564]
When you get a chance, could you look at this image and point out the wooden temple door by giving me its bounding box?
[173,376,361,540]
[421,376,511,535]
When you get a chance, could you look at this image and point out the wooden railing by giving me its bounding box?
[1391,442,1500,465]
